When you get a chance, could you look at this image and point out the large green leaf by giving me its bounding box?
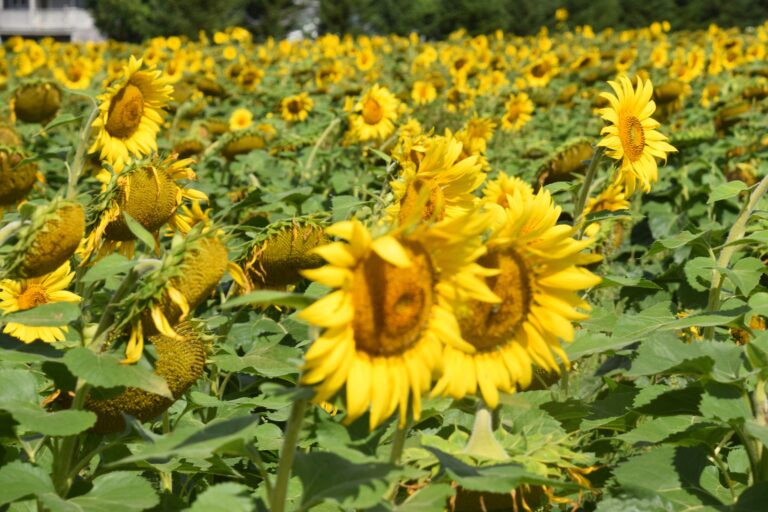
[63,348,171,399]
[187,483,252,512]
[68,472,159,512]
[213,343,300,378]
[221,290,314,309]
[0,461,55,505]
[5,402,95,436]
[618,416,695,445]
[1,302,80,327]
[393,484,455,512]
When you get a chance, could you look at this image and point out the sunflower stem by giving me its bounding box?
[303,117,340,177]
[51,379,90,497]
[389,422,409,465]
[573,145,605,231]
[67,102,99,200]
[703,174,768,340]
[271,397,308,512]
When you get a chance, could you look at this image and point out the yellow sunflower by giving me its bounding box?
[597,75,677,195]
[281,92,314,122]
[501,92,535,132]
[229,108,253,131]
[0,262,81,344]
[298,216,498,429]
[432,177,601,408]
[388,134,485,225]
[350,84,400,141]
[89,56,173,173]
[411,80,437,105]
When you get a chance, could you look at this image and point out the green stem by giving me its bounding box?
[303,118,340,177]
[704,174,768,340]
[735,425,760,487]
[271,397,308,512]
[52,379,91,496]
[573,145,605,230]
[67,103,99,200]
[389,423,408,465]
[708,449,737,503]
[754,378,768,480]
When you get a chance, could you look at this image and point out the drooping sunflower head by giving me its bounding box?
[597,75,677,195]
[80,153,206,263]
[221,124,277,160]
[433,181,601,408]
[89,56,173,173]
[4,198,85,279]
[388,134,485,226]
[298,216,497,429]
[350,84,400,141]
[243,219,329,289]
[537,139,594,187]
[0,145,38,209]
[12,81,61,124]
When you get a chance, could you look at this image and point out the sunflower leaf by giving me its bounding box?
[121,212,159,253]
[0,461,55,505]
[1,302,80,327]
[221,290,314,309]
[67,472,159,512]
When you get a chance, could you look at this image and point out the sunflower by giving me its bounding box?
[281,92,313,123]
[89,56,173,173]
[0,262,81,344]
[432,177,601,408]
[597,75,677,195]
[298,216,497,429]
[350,84,400,141]
[500,92,534,132]
[229,108,253,131]
[411,80,437,105]
[388,134,485,225]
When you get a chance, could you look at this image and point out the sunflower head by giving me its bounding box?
[0,146,37,207]
[172,139,205,159]
[350,84,400,141]
[4,198,85,279]
[85,322,207,433]
[245,220,328,288]
[597,75,677,195]
[221,126,276,160]
[537,139,594,187]
[12,81,61,124]
[0,125,21,147]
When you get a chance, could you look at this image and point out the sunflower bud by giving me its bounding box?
[13,82,61,123]
[0,125,21,147]
[0,147,37,207]
[14,201,85,278]
[104,166,180,241]
[715,102,752,133]
[246,222,328,287]
[86,323,206,433]
[653,80,685,104]
[221,133,267,160]
[173,139,205,159]
[196,77,225,97]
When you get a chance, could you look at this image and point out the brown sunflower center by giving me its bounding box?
[352,243,434,356]
[398,177,445,224]
[457,247,533,351]
[620,115,645,161]
[362,98,384,125]
[17,284,49,310]
[105,83,144,139]
[531,63,548,78]
[287,99,303,114]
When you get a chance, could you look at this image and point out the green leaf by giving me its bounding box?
[81,254,135,283]
[68,472,159,512]
[2,302,80,327]
[584,209,632,224]
[735,482,768,512]
[699,382,752,422]
[394,483,455,512]
[332,195,367,222]
[723,257,765,296]
[683,257,714,292]
[0,369,39,404]
[626,337,714,378]
[63,348,171,399]
[647,231,704,256]
[121,212,157,252]
[0,461,55,505]
[598,275,661,290]
[0,336,63,363]
[213,343,300,378]
[188,483,252,512]
[708,181,747,204]
[612,445,726,511]
[749,293,768,316]
[221,290,314,309]
[618,416,694,445]
[44,113,83,131]
[566,331,630,360]
[427,448,574,493]
[294,451,401,510]
[5,402,96,436]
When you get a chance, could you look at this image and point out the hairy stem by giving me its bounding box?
[271,397,308,512]
[67,102,99,200]
[573,145,605,230]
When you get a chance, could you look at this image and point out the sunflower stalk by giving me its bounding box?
[67,102,99,200]
[703,174,768,340]
[51,379,91,497]
[303,117,340,177]
[573,145,604,231]
[271,396,308,512]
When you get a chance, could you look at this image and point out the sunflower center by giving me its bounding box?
[620,115,645,161]
[105,83,144,139]
[287,99,303,114]
[352,243,434,356]
[16,284,49,310]
[457,248,533,351]
[531,63,548,78]
[398,177,445,224]
[362,98,384,125]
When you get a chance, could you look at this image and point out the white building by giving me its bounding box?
[0,0,103,41]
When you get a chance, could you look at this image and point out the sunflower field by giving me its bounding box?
[0,16,767,512]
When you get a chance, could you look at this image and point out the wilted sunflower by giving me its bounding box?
[0,262,81,344]
[281,92,314,122]
[80,154,207,262]
[597,75,677,195]
[500,93,534,132]
[299,217,497,429]
[432,177,601,408]
[388,135,485,225]
[89,56,173,173]
[350,84,400,141]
